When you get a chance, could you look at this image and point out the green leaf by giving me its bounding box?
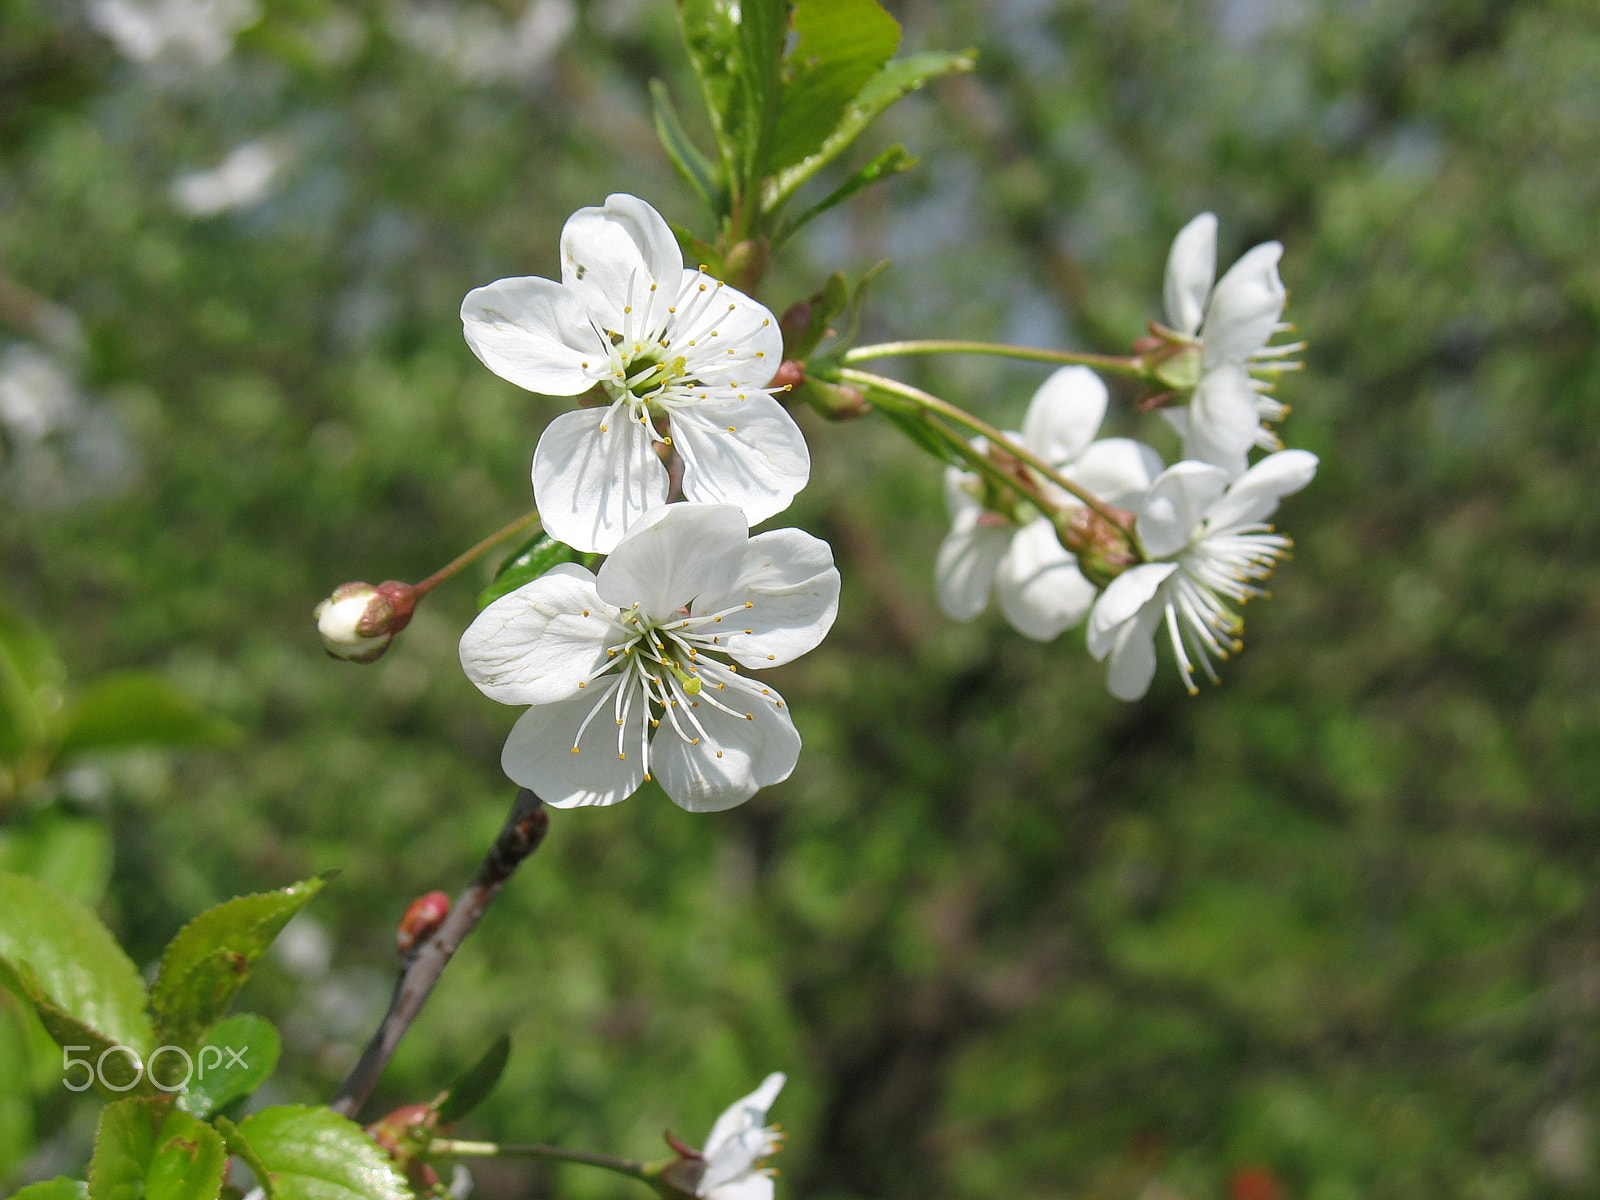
[58,672,236,759]
[179,1013,281,1118]
[214,1116,274,1200]
[764,49,976,213]
[0,871,152,1070]
[0,602,64,764]
[650,79,723,216]
[11,1179,89,1200]
[0,810,113,906]
[89,1099,160,1200]
[476,533,584,611]
[0,1000,35,1178]
[776,144,918,247]
[89,1100,227,1200]
[673,0,787,196]
[233,1106,411,1200]
[146,1110,228,1200]
[768,0,899,173]
[435,1034,510,1125]
[150,876,330,1053]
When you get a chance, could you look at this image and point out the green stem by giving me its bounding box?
[840,368,1135,536]
[412,510,541,597]
[428,1139,647,1179]
[842,339,1147,376]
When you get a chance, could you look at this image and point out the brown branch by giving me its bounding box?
[330,788,550,1119]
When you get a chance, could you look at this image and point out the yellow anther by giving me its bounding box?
[571,747,580,754]
[761,318,770,326]
[766,655,775,661]
[745,713,754,721]
[716,750,724,758]
[744,602,752,608]
[692,738,700,745]
[618,752,626,760]
[578,682,586,689]
[582,610,589,616]
[643,772,652,781]
[728,425,737,432]
[600,424,608,432]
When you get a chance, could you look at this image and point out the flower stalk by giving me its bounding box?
[839,367,1137,537]
[412,509,542,599]
[427,1138,649,1181]
[841,339,1147,376]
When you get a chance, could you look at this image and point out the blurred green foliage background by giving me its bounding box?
[3,0,1599,1196]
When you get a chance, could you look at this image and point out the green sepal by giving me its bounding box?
[477,533,585,611]
[435,1033,510,1125]
[232,1106,412,1200]
[774,144,918,248]
[0,871,153,1087]
[764,49,976,214]
[178,1013,281,1118]
[649,79,724,216]
[767,0,900,174]
[149,875,331,1054]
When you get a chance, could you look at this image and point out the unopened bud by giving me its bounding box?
[397,890,451,957]
[367,1103,442,1193]
[314,580,417,663]
[768,358,805,394]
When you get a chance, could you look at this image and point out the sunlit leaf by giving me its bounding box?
[178,1013,281,1118]
[476,533,583,611]
[768,0,899,173]
[233,1106,411,1200]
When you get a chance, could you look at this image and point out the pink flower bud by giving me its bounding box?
[396,890,451,957]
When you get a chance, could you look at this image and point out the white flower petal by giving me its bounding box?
[532,406,671,554]
[1021,366,1106,467]
[459,564,614,704]
[1201,240,1285,365]
[654,692,800,813]
[694,528,840,668]
[935,522,1012,622]
[1205,449,1318,531]
[994,518,1095,641]
[1064,437,1166,507]
[1104,601,1166,701]
[1086,562,1177,658]
[595,503,747,617]
[1164,212,1217,336]
[942,464,985,531]
[672,270,784,386]
[460,276,602,396]
[704,1074,786,1163]
[704,1177,774,1200]
[501,687,647,807]
[1137,461,1231,559]
[671,395,810,527]
[1183,361,1263,477]
[560,194,681,336]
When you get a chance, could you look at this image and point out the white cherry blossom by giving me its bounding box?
[695,1073,786,1200]
[1086,449,1318,700]
[1160,213,1304,477]
[461,194,808,553]
[935,366,1162,640]
[459,504,837,811]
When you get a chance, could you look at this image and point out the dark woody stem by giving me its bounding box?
[412,510,542,598]
[839,368,1136,537]
[427,1139,648,1180]
[842,339,1146,376]
[329,789,550,1119]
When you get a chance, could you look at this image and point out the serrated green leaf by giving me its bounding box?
[179,1013,281,1118]
[234,1106,411,1200]
[674,0,787,196]
[89,1099,160,1200]
[650,79,722,215]
[435,1034,510,1125]
[764,49,975,213]
[89,1100,227,1200]
[214,1116,274,1200]
[11,1179,89,1200]
[150,876,329,1053]
[0,871,152,1069]
[145,1110,228,1200]
[768,0,899,173]
[776,144,918,247]
[58,672,236,759]
[0,810,113,906]
[476,533,584,611]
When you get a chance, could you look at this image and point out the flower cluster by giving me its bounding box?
[457,195,832,811]
[936,216,1316,699]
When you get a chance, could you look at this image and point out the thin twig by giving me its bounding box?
[429,1139,648,1179]
[330,789,550,1119]
[413,510,542,597]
